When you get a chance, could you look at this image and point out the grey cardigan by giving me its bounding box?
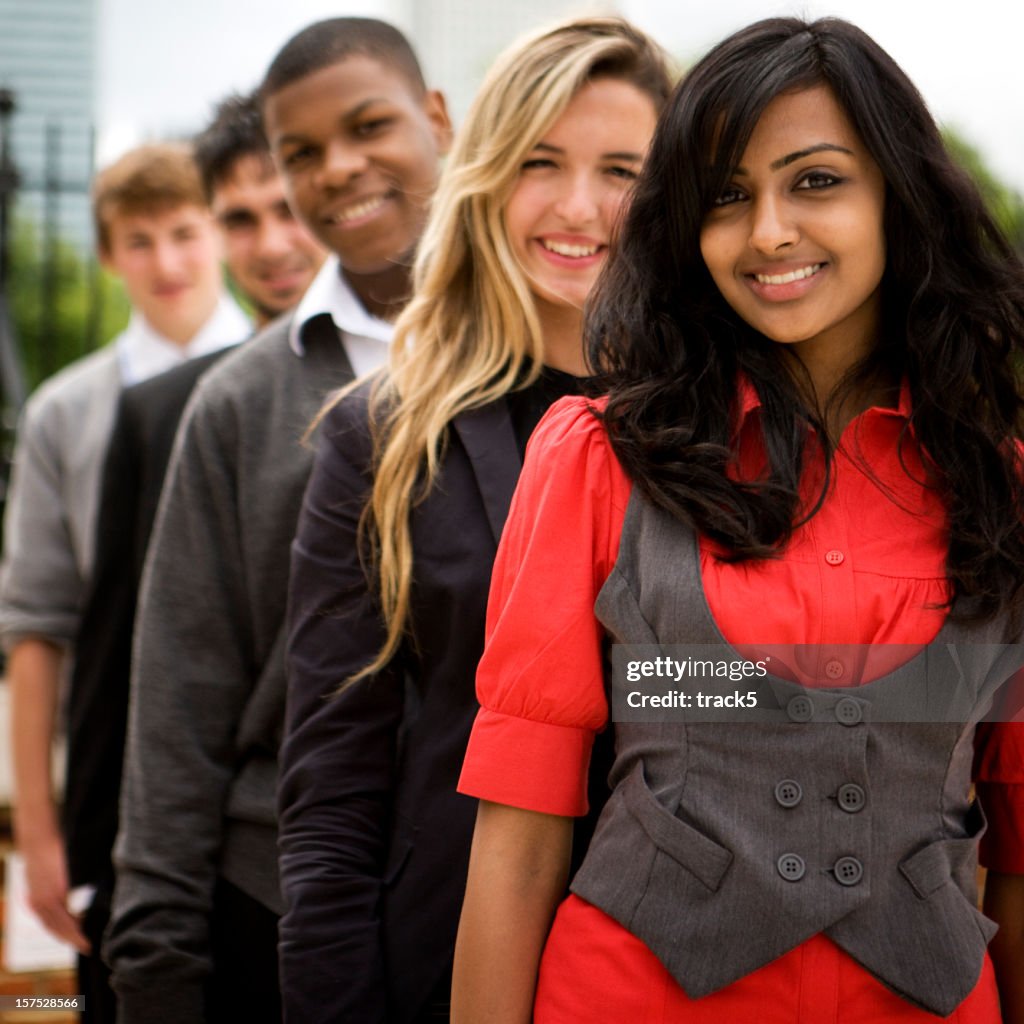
[0,345,121,647]
[105,313,353,1024]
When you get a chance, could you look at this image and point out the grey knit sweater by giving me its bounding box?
[105,313,354,1024]
[0,345,122,647]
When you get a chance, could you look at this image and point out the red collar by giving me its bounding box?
[733,374,913,436]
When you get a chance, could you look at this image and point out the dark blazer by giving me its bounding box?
[280,380,612,1024]
[63,349,232,888]
[279,382,518,1024]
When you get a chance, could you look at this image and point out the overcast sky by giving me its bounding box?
[96,0,1024,194]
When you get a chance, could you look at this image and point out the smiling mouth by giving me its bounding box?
[327,195,387,225]
[540,239,601,259]
[752,263,824,285]
[261,271,306,289]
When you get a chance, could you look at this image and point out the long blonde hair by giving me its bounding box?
[353,18,672,682]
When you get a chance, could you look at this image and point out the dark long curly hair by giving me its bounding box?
[588,16,1024,622]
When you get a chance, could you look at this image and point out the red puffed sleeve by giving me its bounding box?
[458,396,631,817]
[974,444,1024,873]
[975,718,1024,874]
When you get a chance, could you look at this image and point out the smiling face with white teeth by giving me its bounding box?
[699,84,887,378]
[503,77,658,350]
[263,55,451,316]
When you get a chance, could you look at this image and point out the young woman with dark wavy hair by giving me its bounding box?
[454,17,1024,1024]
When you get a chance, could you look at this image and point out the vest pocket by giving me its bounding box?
[898,802,986,900]
[621,764,733,892]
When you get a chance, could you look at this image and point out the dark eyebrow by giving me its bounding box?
[345,98,389,120]
[531,141,645,162]
[218,207,256,223]
[769,143,853,171]
[275,98,390,146]
[734,143,855,176]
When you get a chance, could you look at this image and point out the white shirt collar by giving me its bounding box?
[288,255,394,357]
[116,292,251,386]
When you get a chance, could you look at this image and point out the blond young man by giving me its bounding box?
[0,143,249,1022]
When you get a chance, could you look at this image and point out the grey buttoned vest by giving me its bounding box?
[571,488,1022,1017]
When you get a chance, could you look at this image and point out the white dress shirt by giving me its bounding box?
[116,292,251,386]
[288,256,394,378]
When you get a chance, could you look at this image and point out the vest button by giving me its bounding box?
[836,783,866,813]
[774,779,803,808]
[786,695,814,723]
[824,658,845,680]
[835,697,863,726]
[777,853,806,882]
[824,549,845,566]
[832,856,864,886]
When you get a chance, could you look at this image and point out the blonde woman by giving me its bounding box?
[277,18,671,1024]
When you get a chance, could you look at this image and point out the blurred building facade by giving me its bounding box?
[0,0,99,252]
[399,0,618,123]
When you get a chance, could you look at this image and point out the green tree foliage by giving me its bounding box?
[944,128,1024,252]
[6,216,130,394]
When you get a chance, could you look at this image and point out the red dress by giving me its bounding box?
[459,386,1024,1023]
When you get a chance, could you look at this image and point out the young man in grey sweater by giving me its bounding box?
[103,19,450,1024]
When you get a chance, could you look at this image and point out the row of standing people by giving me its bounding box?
[4,11,1024,1024]
[0,15,664,1022]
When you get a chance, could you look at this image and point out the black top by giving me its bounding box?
[278,368,609,1024]
[506,364,586,458]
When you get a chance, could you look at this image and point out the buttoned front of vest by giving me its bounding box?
[572,489,1022,1017]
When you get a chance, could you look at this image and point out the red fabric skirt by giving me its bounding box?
[534,895,1001,1024]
